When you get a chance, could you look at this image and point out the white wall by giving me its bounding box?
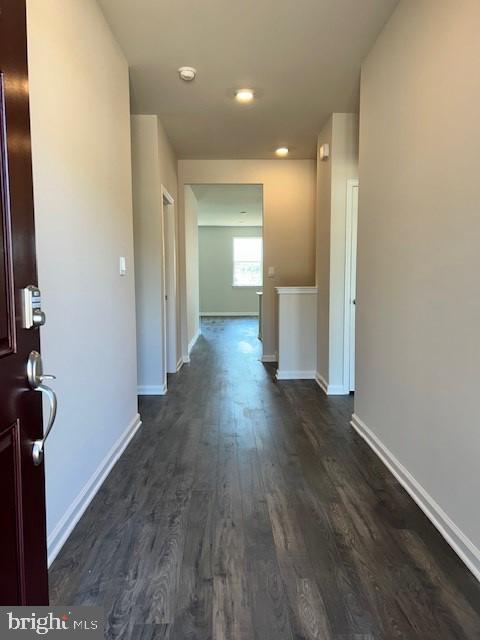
[316,119,333,382]
[316,114,358,393]
[27,0,138,562]
[184,186,200,350]
[131,115,178,391]
[199,227,262,315]
[178,160,316,360]
[356,0,480,579]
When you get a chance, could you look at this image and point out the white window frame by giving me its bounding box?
[232,236,263,288]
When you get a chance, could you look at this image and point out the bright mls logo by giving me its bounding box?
[0,607,103,638]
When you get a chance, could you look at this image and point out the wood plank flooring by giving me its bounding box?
[49,317,480,639]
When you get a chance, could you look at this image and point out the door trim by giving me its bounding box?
[343,178,359,394]
[161,186,177,382]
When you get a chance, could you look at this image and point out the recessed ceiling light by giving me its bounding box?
[235,89,254,103]
[178,66,197,81]
[275,147,289,157]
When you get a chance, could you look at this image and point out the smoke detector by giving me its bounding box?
[178,66,197,82]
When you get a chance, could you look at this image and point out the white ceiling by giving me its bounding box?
[192,184,263,226]
[98,0,399,159]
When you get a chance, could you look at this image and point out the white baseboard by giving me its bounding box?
[276,370,316,380]
[351,413,480,583]
[182,355,190,364]
[261,354,278,363]
[315,372,348,396]
[137,384,167,395]
[326,384,348,395]
[200,312,259,317]
[47,413,142,567]
[176,357,183,371]
[188,328,201,355]
[315,372,328,394]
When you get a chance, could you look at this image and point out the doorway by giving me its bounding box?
[161,187,177,379]
[183,184,264,358]
[344,179,359,392]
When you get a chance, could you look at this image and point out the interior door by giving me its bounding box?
[0,0,49,605]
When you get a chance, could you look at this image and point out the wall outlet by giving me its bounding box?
[268,266,275,277]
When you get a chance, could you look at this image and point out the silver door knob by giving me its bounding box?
[27,351,58,466]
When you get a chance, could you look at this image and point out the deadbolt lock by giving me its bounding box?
[21,285,46,329]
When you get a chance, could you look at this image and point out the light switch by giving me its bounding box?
[119,256,127,276]
[268,266,275,277]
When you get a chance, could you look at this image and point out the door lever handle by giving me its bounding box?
[27,351,58,466]
[32,380,57,466]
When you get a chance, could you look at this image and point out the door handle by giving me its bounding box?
[27,351,58,466]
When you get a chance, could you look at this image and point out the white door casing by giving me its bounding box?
[343,179,359,393]
[161,187,177,380]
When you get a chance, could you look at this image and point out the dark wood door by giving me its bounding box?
[0,0,49,604]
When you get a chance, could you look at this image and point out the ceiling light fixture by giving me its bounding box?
[235,89,254,103]
[178,66,197,82]
[275,147,289,157]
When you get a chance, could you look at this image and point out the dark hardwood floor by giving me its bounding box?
[50,317,480,639]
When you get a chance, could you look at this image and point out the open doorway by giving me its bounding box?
[135,182,178,397]
[183,184,264,358]
[161,187,178,377]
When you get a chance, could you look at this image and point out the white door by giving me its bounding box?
[348,184,359,391]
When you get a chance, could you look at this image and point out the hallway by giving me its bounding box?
[49,318,480,639]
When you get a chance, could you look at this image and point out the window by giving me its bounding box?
[233,237,263,287]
